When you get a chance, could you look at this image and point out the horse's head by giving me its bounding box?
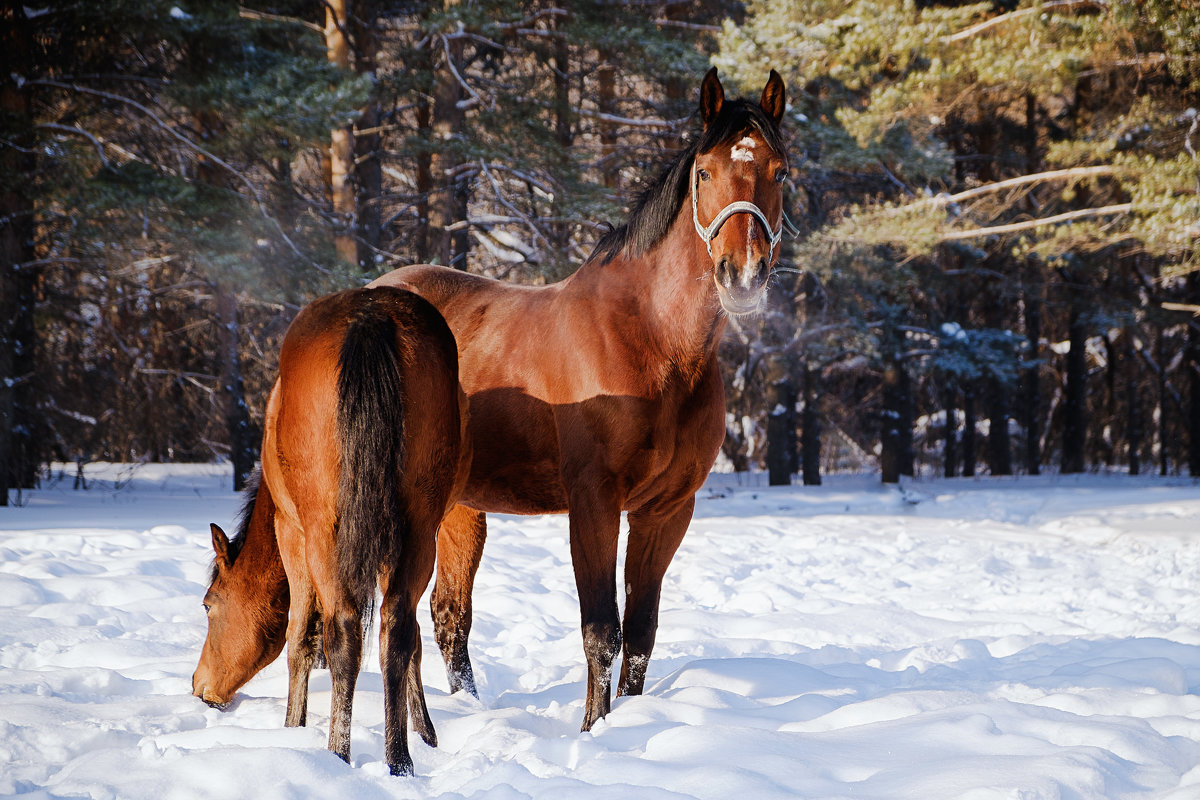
[692,67,789,316]
[192,523,288,710]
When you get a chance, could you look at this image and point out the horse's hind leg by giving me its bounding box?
[321,600,363,763]
[431,504,486,696]
[379,574,426,776]
[618,497,694,697]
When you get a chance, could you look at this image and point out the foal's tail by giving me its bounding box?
[336,298,407,627]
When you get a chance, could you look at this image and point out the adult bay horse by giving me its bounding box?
[192,285,468,776]
[370,67,790,731]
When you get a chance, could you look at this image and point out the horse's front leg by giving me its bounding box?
[618,497,694,697]
[283,589,320,727]
[276,515,319,728]
[430,504,486,697]
[567,487,622,731]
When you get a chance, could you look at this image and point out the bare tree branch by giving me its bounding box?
[939,165,1119,206]
[238,6,323,35]
[943,0,1109,43]
[441,34,484,111]
[36,123,109,166]
[939,203,1132,241]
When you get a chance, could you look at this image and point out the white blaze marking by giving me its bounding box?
[731,136,756,162]
[745,218,757,288]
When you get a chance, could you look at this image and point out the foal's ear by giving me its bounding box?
[210,523,231,569]
[760,69,786,126]
[699,66,724,128]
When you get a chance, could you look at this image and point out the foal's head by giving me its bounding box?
[691,67,789,316]
[192,520,288,709]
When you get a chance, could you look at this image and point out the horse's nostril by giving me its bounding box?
[755,258,769,283]
[716,257,734,285]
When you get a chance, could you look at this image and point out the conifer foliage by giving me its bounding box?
[2,1,1198,498]
[716,0,1200,481]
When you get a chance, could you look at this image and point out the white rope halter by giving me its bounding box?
[690,160,787,265]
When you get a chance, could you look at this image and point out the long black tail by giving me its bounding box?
[336,300,406,629]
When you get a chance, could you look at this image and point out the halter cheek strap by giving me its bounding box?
[691,160,786,264]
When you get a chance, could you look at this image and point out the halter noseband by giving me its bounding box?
[691,160,787,265]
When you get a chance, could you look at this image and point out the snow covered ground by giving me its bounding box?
[3,463,1200,799]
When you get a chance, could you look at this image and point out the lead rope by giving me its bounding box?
[691,160,792,265]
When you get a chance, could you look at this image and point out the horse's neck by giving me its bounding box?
[574,214,726,380]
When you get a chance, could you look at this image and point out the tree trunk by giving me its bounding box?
[351,1,381,271]
[880,351,911,483]
[944,384,958,478]
[962,383,977,477]
[1157,325,1169,476]
[597,56,618,188]
[801,361,821,485]
[325,0,358,265]
[1,18,37,502]
[899,361,914,477]
[214,284,256,491]
[548,12,574,272]
[986,375,1012,476]
[427,0,470,269]
[1062,289,1088,474]
[1020,273,1042,474]
[1188,274,1200,477]
[1126,331,1140,475]
[765,375,795,486]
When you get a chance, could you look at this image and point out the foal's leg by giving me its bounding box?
[567,489,622,732]
[618,497,694,697]
[430,504,486,696]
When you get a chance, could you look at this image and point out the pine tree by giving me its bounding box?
[716,0,1200,478]
[2,0,367,491]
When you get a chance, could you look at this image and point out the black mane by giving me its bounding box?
[586,97,788,267]
[208,467,260,582]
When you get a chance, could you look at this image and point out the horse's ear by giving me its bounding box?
[760,69,786,126]
[699,66,724,128]
[211,523,231,569]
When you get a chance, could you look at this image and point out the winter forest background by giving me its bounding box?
[2,0,1199,503]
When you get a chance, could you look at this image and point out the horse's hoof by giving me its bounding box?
[389,757,414,777]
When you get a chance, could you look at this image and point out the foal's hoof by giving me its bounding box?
[389,757,415,777]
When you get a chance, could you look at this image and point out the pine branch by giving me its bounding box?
[31,79,328,273]
[943,0,1109,43]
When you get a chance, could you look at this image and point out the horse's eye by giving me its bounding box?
[203,603,212,614]
[774,168,787,183]
[698,168,712,182]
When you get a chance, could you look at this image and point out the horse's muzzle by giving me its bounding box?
[192,674,233,711]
